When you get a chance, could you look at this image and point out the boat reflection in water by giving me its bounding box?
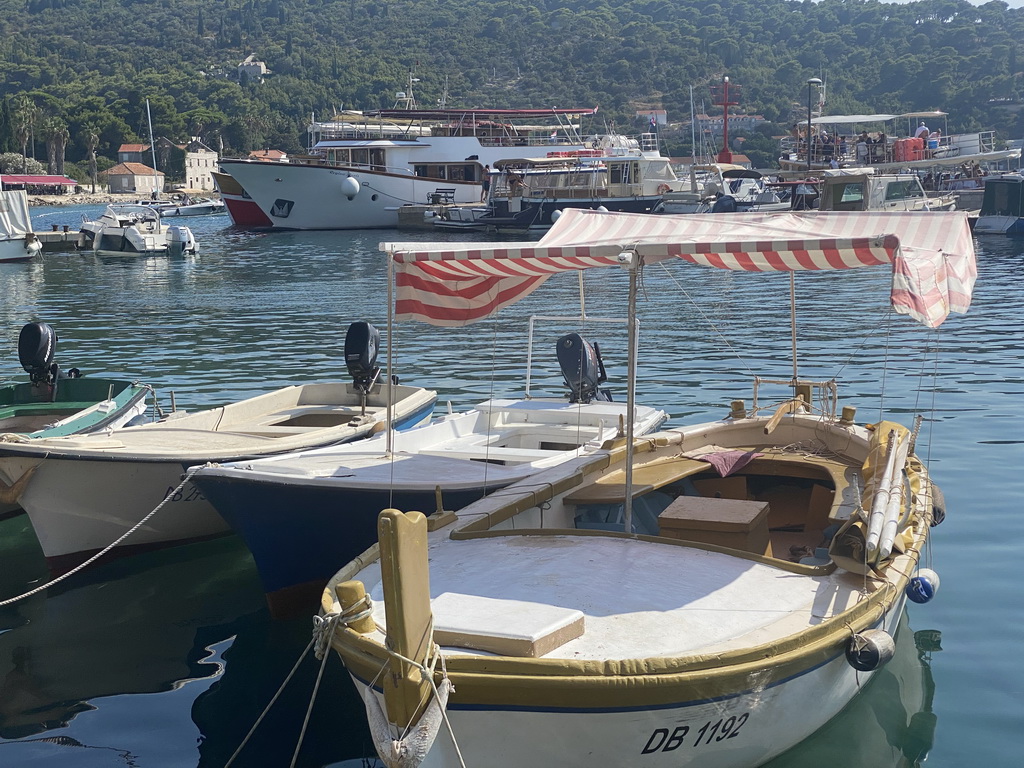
[0,524,265,740]
[0,520,942,768]
[199,609,940,768]
[764,612,939,768]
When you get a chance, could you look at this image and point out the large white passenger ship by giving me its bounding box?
[220,96,599,230]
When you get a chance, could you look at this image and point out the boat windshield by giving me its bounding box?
[980,177,1024,216]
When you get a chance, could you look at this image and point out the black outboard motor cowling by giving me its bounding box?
[344,321,381,395]
[711,195,738,213]
[18,322,60,386]
[556,332,612,404]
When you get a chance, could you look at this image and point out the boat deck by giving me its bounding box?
[360,533,874,661]
[219,449,548,487]
[0,402,385,460]
[195,398,663,487]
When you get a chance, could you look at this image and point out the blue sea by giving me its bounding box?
[0,206,1021,767]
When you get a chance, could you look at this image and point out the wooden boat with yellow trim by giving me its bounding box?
[314,207,970,767]
[323,390,943,768]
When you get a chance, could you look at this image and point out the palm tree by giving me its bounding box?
[55,122,70,176]
[11,96,34,174]
[43,117,61,174]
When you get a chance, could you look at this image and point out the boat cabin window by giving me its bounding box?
[326,147,387,171]
[884,179,925,201]
[831,181,866,210]
[414,163,478,181]
[608,162,638,185]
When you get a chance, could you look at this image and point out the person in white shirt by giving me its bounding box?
[914,121,929,138]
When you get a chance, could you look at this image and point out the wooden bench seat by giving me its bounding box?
[428,188,456,204]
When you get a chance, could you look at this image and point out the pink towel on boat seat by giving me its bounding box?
[683,446,763,477]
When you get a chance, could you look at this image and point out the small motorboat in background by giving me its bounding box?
[77,205,198,256]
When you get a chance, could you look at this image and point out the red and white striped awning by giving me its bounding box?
[382,209,975,328]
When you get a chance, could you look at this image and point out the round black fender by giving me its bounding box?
[846,629,896,672]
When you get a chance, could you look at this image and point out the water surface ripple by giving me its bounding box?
[0,207,1020,767]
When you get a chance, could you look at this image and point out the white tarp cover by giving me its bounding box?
[810,111,948,126]
[382,208,976,329]
[0,189,34,240]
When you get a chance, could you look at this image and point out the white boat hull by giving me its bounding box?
[0,235,40,263]
[222,162,478,230]
[0,454,226,566]
[974,214,1024,235]
[352,602,905,768]
[78,205,198,256]
[220,130,593,231]
[0,379,437,571]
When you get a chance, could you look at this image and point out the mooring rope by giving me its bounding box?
[226,603,370,768]
[0,466,201,607]
[364,634,468,768]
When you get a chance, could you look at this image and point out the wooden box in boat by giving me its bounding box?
[657,495,772,556]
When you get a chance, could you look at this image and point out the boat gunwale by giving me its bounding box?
[0,379,151,437]
[327,546,917,708]
[0,386,438,462]
[323,412,931,707]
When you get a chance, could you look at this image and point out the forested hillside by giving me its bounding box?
[1,0,1023,175]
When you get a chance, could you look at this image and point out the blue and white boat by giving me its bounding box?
[973,173,1024,234]
[190,332,668,617]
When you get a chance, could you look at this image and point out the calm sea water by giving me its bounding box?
[0,206,1021,767]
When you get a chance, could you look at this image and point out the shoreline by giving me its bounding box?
[27,192,219,207]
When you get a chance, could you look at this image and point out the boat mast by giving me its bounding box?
[689,86,698,193]
[146,99,159,197]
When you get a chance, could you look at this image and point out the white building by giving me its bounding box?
[238,54,270,83]
[184,139,218,191]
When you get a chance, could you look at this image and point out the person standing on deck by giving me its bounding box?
[915,121,930,138]
[480,165,491,202]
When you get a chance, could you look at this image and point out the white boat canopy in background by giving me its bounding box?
[381,208,976,329]
[809,110,948,125]
[0,188,35,237]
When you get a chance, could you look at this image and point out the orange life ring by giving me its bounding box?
[657,184,672,195]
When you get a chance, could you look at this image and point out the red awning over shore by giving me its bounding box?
[2,175,78,186]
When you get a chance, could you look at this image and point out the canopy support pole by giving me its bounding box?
[386,252,395,455]
[622,253,638,536]
[790,272,799,393]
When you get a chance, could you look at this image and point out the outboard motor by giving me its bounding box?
[344,321,382,411]
[18,322,61,392]
[166,225,197,256]
[556,333,612,404]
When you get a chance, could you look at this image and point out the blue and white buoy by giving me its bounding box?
[906,568,940,604]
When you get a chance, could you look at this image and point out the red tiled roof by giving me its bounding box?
[249,149,287,160]
[104,162,162,176]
